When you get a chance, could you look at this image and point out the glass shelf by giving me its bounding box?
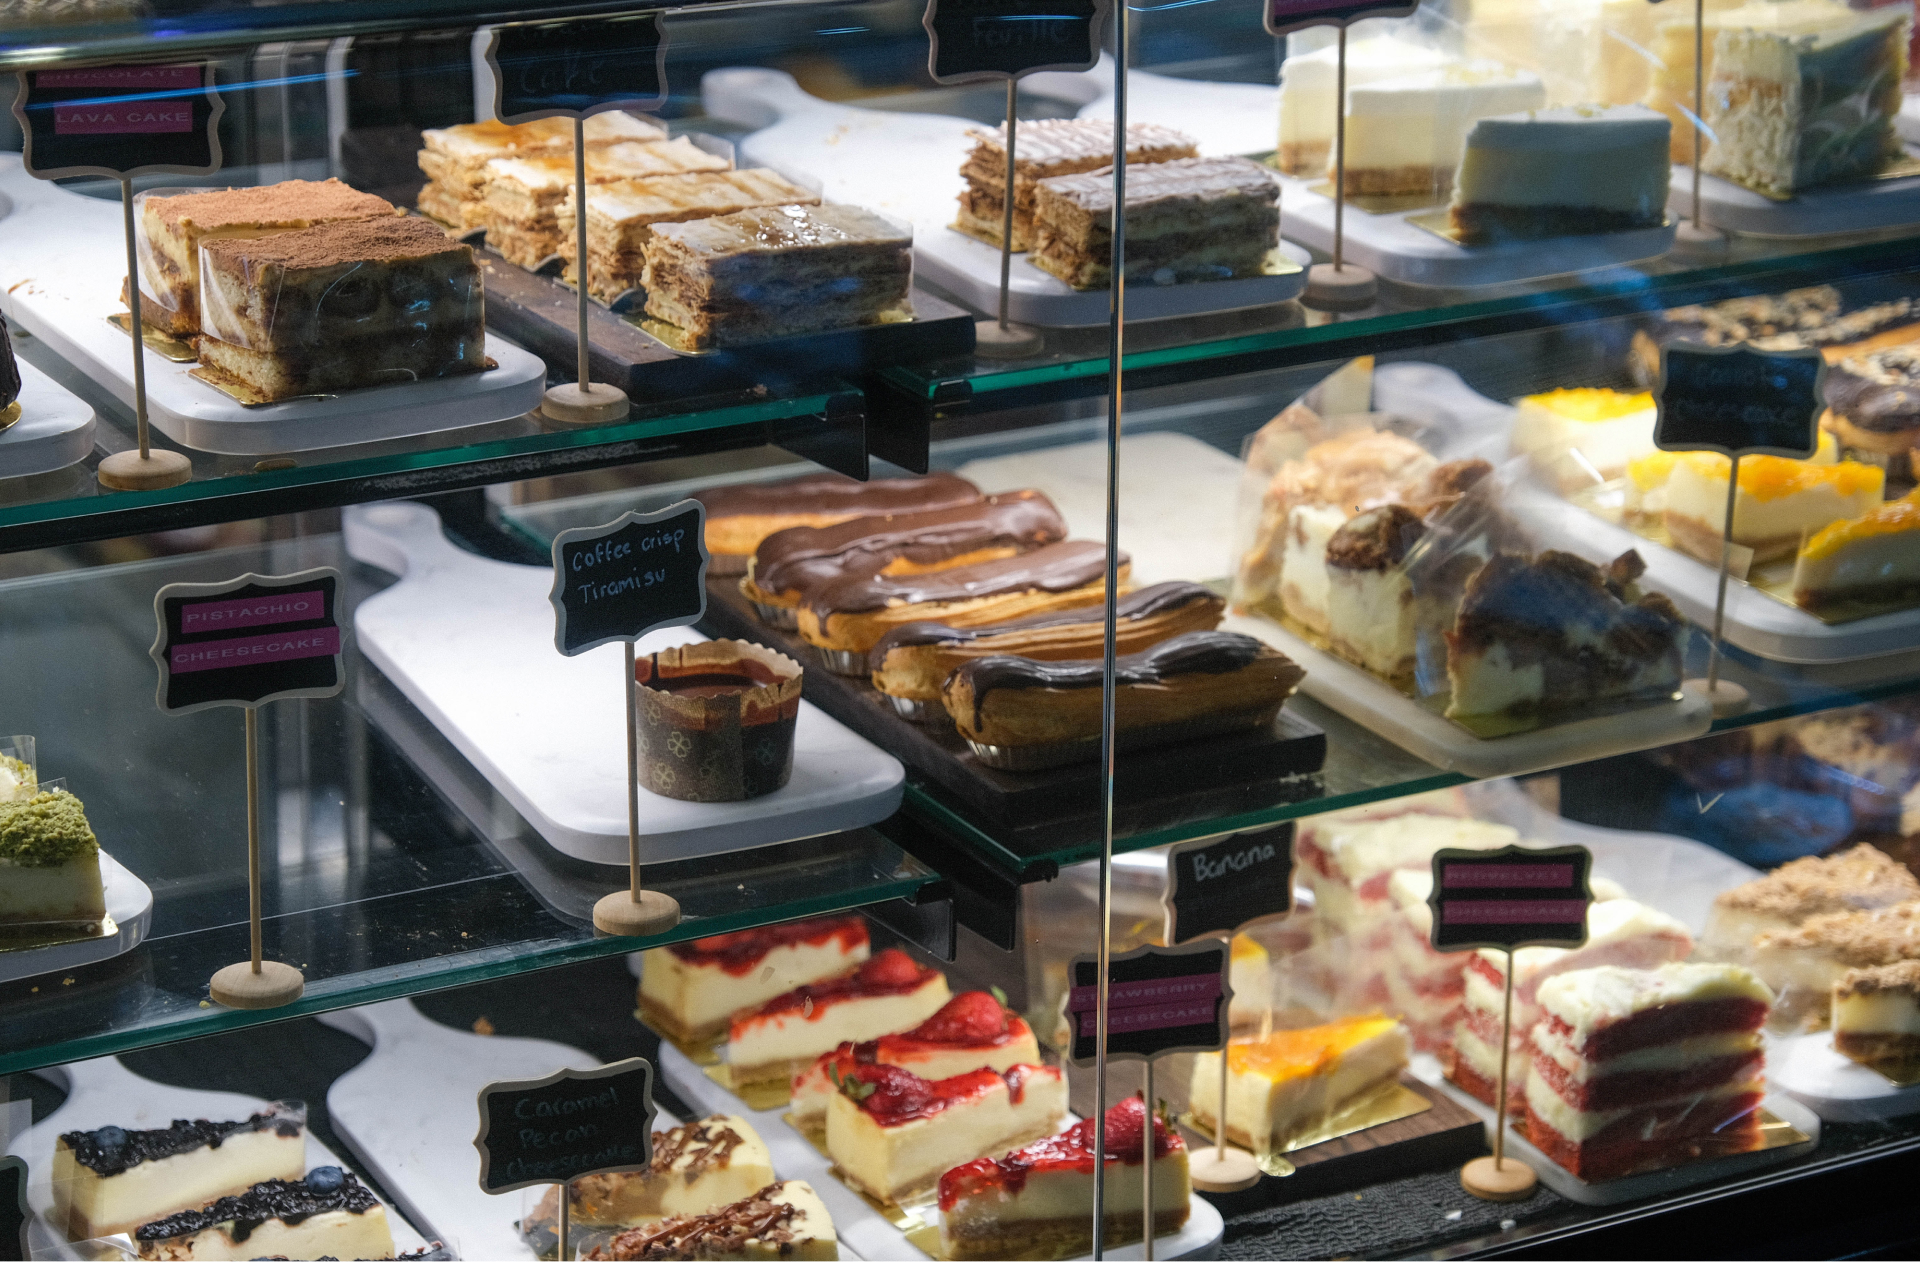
[0,534,938,1077]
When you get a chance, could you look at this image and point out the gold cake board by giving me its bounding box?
[632,999,795,1111]
[1181,1078,1432,1178]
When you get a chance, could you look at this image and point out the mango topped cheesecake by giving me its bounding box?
[1663,450,1884,565]
[1187,1014,1409,1153]
[1512,388,1658,492]
[1792,490,1920,612]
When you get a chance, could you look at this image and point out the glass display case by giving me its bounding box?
[5,0,1920,1256]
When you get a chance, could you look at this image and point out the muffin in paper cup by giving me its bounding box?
[634,641,802,802]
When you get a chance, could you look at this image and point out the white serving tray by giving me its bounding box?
[1220,611,1712,779]
[1668,158,1920,239]
[701,67,1308,328]
[7,1055,432,1260]
[343,501,905,866]
[318,998,618,1260]
[0,157,546,456]
[657,1042,1223,1262]
[1770,1030,1920,1122]
[0,852,153,986]
[0,358,94,480]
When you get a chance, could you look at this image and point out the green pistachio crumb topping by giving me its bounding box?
[0,790,98,867]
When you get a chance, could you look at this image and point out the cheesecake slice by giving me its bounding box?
[726,949,949,1089]
[1448,104,1671,243]
[1701,844,1920,962]
[527,1114,774,1238]
[1188,1014,1409,1153]
[638,914,869,1043]
[1511,388,1658,492]
[584,1181,838,1260]
[790,991,1039,1125]
[1750,901,1920,1030]
[938,1095,1189,1262]
[133,1167,393,1260]
[1833,960,1920,1069]
[825,1062,1066,1204]
[1663,451,1884,565]
[1792,490,1920,612]
[54,1105,305,1241]
[0,788,106,929]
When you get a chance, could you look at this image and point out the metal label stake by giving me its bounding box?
[96,177,194,490]
[1674,0,1726,254]
[540,119,631,425]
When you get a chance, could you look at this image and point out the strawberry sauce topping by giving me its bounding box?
[743,949,935,1023]
[938,1096,1181,1210]
[844,1063,1006,1126]
[667,915,866,976]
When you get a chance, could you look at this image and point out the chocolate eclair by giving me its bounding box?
[941,630,1304,769]
[1824,345,1920,475]
[868,581,1224,720]
[694,472,982,574]
[797,540,1128,674]
[742,490,1068,628]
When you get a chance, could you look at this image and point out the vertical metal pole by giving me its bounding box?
[999,79,1019,332]
[574,116,591,391]
[1093,7,1129,1255]
[1141,1073,1155,1261]
[1493,950,1514,1167]
[625,642,642,903]
[1332,25,1347,273]
[1217,1029,1230,1161]
[121,178,151,460]
[1706,452,1739,696]
[556,1177,570,1261]
[245,707,262,973]
[1692,0,1704,230]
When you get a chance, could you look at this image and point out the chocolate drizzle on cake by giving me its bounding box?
[61,1110,301,1178]
[957,630,1267,726]
[587,1184,804,1260]
[647,1116,747,1177]
[807,539,1116,619]
[134,1168,376,1243]
[869,581,1217,661]
[1826,345,1920,433]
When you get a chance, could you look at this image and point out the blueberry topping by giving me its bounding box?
[93,1125,127,1149]
[305,1165,345,1193]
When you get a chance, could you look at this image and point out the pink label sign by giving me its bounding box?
[1076,998,1220,1036]
[37,66,203,90]
[1443,864,1574,889]
[1442,899,1590,925]
[56,104,194,135]
[1067,974,1222,1013]
[179,589,326,633]
[170,627,341,673]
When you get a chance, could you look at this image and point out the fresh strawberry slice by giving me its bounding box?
[911,991,1010,1044]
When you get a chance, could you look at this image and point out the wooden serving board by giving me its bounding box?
[701,576,1327,862]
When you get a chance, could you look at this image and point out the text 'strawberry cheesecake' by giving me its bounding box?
[1188,1015,1409,1153]
[640,915,870,1042]
[727,949,950,1089]
[1524,963,1773,1182]
[825,1062,1066,1204]
[133,1167,393,1260]
[790,991,1039,1125]
[938,1096,1188,1261]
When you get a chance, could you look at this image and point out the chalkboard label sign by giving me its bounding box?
[1428,845,1593,953]
[150,568,344,715]
[475,1058,657,1194]
[1066,940,1230,1065]
[923,0,1110,84]
[1655,342,1824,459]
[12,63,224,180]
[488,15,668,123]
[0,1155,25,1262]
[1266,0,1418,36]
[549,502,708,657]
[1163,822,1294,945]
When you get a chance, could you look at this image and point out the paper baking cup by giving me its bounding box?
[634,640,802,802]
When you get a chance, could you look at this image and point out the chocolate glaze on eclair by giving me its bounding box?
[868,581,1218,670]
[806,539,1120,621]
[955,630,1268,728]
[754,491,1068,596]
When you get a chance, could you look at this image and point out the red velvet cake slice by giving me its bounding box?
[1524,963,1773,1182]
[726,949,950,1089]
[639,914,870,1042]
[790,991,1040,1125]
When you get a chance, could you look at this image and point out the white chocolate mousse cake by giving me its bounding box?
[1511,388,1658,492]
[528,1114,775,1234]
[1448,104,1671,244]
[938,1095,1188,1262]
[54,1106,306,1240]
[1792,491,1920,612]
[584,1180,839,1261]
[1028,156,1279,291]
[0,788,106,929]
[1662,451,1884,565]
[824,1062,1066,1204]
[1188,1015,1410,1153]
[1339,62,1545,196]
[954,119,1197,250]
[1524,963,1773,1182]
[1701,844,1920,962]
[726,948,950,1089]
[1324,503,1426,684]
[133,1166,393,1260]
[638,914,870,1043]
[790,991,1039,1125]
[1750,901,1920,1030]
[1275,37,1445,176]
[1833,959,1920,1070]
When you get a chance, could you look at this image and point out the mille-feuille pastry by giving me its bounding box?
[415,113,666,228]
[741,490,1068,629]
[641,203,912,348]
[561,169,820,301]
[479,138,731,269]
[954,119,1197,250]
[194,216,485,402]
[1030,156,1280,290]
[868,581,1225,720]
[797,540,1126,673]
[694,472,982,576]
[942,630,1304,768]
[132,179,400,336]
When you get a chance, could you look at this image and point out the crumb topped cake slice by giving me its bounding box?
[584,1181,838,1260]
[54,1106,306,1240]
[133,1167,393,1260]
[1751,901,1920,1030]
[1833,959,1920,1069]
[639,914,869,1043]
[790,991,1039,1124]
[1702,844,1920,962]
[726,949,949,1088]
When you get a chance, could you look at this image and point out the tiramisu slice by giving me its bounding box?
[527,1115,774,1236]
[480,138,731,268]
[54,1106,305,1241]
[0,788,106,930]
[938,1096,1188,1261]
[641,204,912,347]
[1188,1015,1409,1153]
[825,1062,1066,1204]
[1750,901,1920,1030]
[1029,156,1279,291]
[1524,963,1773,1182]
[790,991,1040,1125]
[135,179,399,335]
[954,119,1197,250]
[584,1180,838,1261]
[1700,844,1920,962]
[726,949,949,1089]
[133,1167,393,1260]
[194,216,484,402]
[638,914,869,1044]
[1833,960,1920,1070]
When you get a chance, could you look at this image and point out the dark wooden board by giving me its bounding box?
[700,577,1328,861]
[477,248,975,400]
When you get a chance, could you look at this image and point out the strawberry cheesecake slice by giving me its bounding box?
[790,991,1039,1125]
[639,915,870,1043]
[938,1096,1189,1261]
[727,949,950,1089]
[826,1062,1065,1204]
